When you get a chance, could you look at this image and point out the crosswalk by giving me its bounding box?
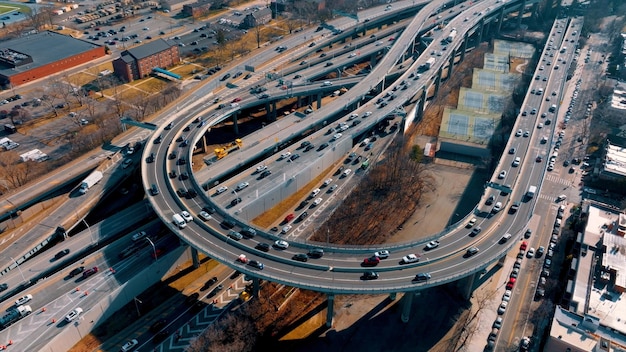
[544,174,572,186]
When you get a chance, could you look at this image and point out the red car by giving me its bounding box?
[506,278,516,290]
[362,256,380,266]
[284,213,295,223]
[231,97,242,103]
[82,267,99,278]
[520,241,528,251]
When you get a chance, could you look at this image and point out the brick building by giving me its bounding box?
[182,0,212,17]
[241,8,272,29]
[112,39,180,82]
[0,31,105,87]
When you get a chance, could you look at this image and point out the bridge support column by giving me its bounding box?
[232,112,239,135]
[190,247,200,269]
[448,48,455,77]
[400,291,415,323]
[434,65,443,96]
[498,253,506,266]
[370,53,378,68]
[497,8,505,34]
[478,19,485,43]
[461,33,468,61]
[389,292,397,301]
[517,0,527,28]
[252,277,260,297]
[531,2,539,19]
[326,294,334,327]
[456,272,477,300]
[417,89,426,121]
[271,101,278,120]
[316,93,322,109]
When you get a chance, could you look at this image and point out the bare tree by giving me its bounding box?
[0,151,38,189]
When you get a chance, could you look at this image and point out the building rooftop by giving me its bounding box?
[603,140,626,178]
[123,39,173,61]
[0,31,102,76]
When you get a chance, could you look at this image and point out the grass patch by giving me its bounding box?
[170,63,203,78]
[251,164,337,229]
[0,3,26,15]
[133,77,171,94]
[69,72,98,87]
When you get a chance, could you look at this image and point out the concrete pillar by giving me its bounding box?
[389,292,397,301]
[461,33,468,61]
[417,89,426,121]
[316,93,322,109]
[531,2,539,19]
[497,8,505,34]
[370,52,378,67]
[232,112,239,135]
[252,277,260,297]
[498,253,507,267]
[190,247,200,269]
[271,101,277,120]
[326,293,334,327]
[400,291,414,323]
[448,48,455,77]
[478,19,485,43]
[457,272,477,300]
[517,0,527,28]
[434,66,443,96]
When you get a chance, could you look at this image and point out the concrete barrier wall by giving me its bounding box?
[41,245,192,352]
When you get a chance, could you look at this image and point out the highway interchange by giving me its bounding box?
[0,0,587,350]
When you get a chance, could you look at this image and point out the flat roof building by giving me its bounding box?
[600,137,626,181]
[0,31,106,87]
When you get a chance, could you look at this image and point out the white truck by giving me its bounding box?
[419,57,436,71]
[526,185,537,199]
[0,305,32,329]
[446,29,457,43]
[78,170,103,194]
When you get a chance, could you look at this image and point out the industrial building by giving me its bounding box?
[0,31,105,87]
[112,39,180,82]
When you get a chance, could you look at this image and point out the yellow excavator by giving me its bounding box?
[214,139,243,159]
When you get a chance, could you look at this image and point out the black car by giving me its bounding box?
[414,273,431,282]
[299,200,309,208]
[185,292,199,305]
[256,243,270,252]
[299,211,308,220]
[179,172,189,180]
[231,197,242,206]
[308,248,324,258]
[154,135,162,144]
[69,266,85,277]
[177,157,186,165]
[304,145,315,152]
[260,170,272,179]
[205,276,218,287]
[150,319,167,333]
[187,189,197,198]
[177,188,187,197]
[169,170,177,178]
[0,283,8,292]
[293,253,308,262]
[485,195,495,205]
[361,271,379,280]
[289,154,300,161]
[300,141,311,149]
[55,249,70,259]
[221,219,235,229]
[221,73,231,81]
[203,205,216,214]
[318,143,329,151]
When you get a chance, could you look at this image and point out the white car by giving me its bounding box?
[15,294,32,306]
[498,170,507,179]
[361,138,370,146]
[313,197,323,206]
[527,247,536,258]
[274,240,289,249]
[256,165,267,172]
[374,250,390,259]
[425,241,440,250]
[502,290,512,302]
[280,152,291,159]
[215,186,228,194]
[349,52,357,58]
[364,111,372,117]
[332,133,342,141]
[121,339,139,352]
[281,225,292,234]
[235,182,249,191]
[198,211,212,221]
[537,122,543,129]
[467,217,477,227]
[512,157,520,167]
[497,301,508,314]
[515,129,522,136]
[181,211,193,222]
[492,202,502,213]
[65,307,83,322]
[342,169,352,177]
[349,113,359,119]
[401,254,419,264]
[329,184,338,192]
[323,178,333,186]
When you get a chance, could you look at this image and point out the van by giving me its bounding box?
[173,213,187,229]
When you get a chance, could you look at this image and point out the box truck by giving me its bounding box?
[78,170,103,194]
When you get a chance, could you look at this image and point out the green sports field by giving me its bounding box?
[0,3,30,16]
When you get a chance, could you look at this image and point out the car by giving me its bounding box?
[236,254,249,264]
[362,256,380,266]
[150,319,168,332]
[83,266,98,278]
[498,170,507,179]
[298,211,308,220]
[466,217,477,227]
[274,240,289,249]
[280,152,291,160]
[328,184,338,192]
[234,182,249,192]
[227,230,243,240]
[230,197,242,206]
[15,294,33,306]
[425,240,440,250]
[536,155,543,162]
[493,317,503,329]
[248,260,264,270]
[198,211,212,221]
[69,266,85,277]
[544,258,552,268]
[255,242,270,252]
[520,241,528,251]
[361,271,379,280]
[520,337,531,351]
[323,178,333,187]
[502,290,512,302]
[122,159,133,169]
[509,202,520,213]
[342,169,352,177]
[65,307,83,322]
[293,253,308,262]
[466,247,479,257]
[409,272,431,283]
[0,283,7,292]
[485,195,495,205]
[537,246,545,257]
[526,248,535,258]
[312,198,323,206]
[497,301,508,314]
[523,130,530,137]
[181,211,193,222]
[401,254,419,264]
[374,250,390,259]
[121,339,138,352]
[508,147,516,155]
[55,249,70,259]
[470,227,482,236]
[506,278,516,290]
[289,154,300,161]
[215,186,228,195]
[491,201,503,213]
[515,129,522,137]
[512,157,520,167]
[318,143,329,151]
[281,225,292,234]
[332,133,342,141]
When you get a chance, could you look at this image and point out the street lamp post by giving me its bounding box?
[134,297,142,317]
[10,257,27,284]
[83,219,97,245]
[145,238,157,261]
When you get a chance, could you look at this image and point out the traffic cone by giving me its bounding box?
[7,340,12,345]
[52,318,56,323]
[84,291,89,296]
[75,287,80,292]
[41,307,46,312]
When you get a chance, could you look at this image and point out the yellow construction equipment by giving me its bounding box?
[214,139,243,160]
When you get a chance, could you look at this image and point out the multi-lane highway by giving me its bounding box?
[140,0,551,295]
